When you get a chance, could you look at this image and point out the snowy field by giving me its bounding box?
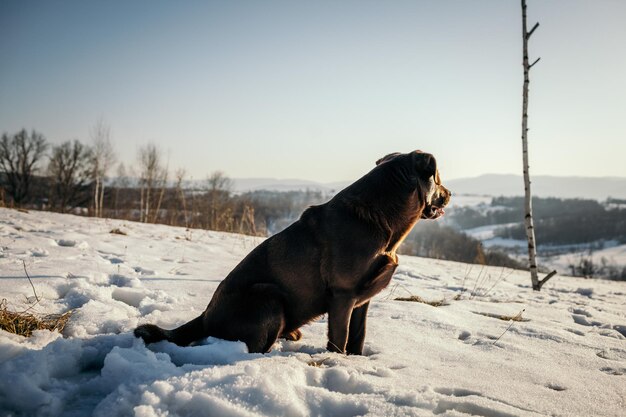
[464,223,626,278]
[543,244,626,277]
[0,207,625,417]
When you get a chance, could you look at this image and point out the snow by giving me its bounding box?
[464,224,518,242]
[1,207,625,417]
[542,243,626,277]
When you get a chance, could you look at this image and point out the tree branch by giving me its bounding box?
[529,57,541,69]
[536,270,557,291]
[527,22,539,39]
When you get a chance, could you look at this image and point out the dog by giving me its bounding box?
[135,150,450,354]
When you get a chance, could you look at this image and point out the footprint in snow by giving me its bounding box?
[571,314,603,327]
[434,387,481,397]
[565,328,585,336]
[30,248,49,257]
[109,274,141,288]
[546,383,567,391]
[134,266,155,275]
[55,239,89,249]
[600,367,625,376]
[458,330,472,341]
[596,348,626,361]
[612,325,626,337]
[569,307,592,317]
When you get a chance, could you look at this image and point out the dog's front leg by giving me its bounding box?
[326,291,356,353]
[346,301,369,355]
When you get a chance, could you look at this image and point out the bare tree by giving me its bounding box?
[520,0,556,290]
[0,129,48,205]
[137,143,167,223]
[47,140,92,212]
[90,119,116,217]
[173,169,189,227]
[112,162,130,218]
[239,205,257,235]
[151,158,169,224]
[205,171,234,230]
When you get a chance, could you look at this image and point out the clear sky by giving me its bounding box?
[1,0,625,183]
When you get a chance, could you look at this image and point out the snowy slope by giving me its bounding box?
[0,208,624,417]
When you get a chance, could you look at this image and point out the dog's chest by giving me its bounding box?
[386,215,420,256]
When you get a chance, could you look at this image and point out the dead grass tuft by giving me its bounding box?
[472,310,529,322]
[308,357,331,367]
[395,295,450,307]
[0,299,73,337]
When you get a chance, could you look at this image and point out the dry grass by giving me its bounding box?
[472,310,529,322]
[0,299,73,337]
[395,294,459,307]
[308,357,331,367]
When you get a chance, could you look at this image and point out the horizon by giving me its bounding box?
[222,174,626,201]
[212,172,626,184]
[1,1,625,183]
[96,171,626,186]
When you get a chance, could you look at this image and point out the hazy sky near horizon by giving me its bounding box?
[1,0,625,183]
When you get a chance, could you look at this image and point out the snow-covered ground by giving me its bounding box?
[0,207,625,417]
[543,244,626,277]
[464,224,520,244]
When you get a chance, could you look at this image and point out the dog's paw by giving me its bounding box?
[134,324,168,344]
[282,329,302,341]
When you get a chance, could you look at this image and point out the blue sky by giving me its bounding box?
[1,1,625,183]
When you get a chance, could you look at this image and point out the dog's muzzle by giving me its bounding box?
[421,186,451,220]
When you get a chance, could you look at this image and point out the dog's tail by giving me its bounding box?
[134,314,206,347]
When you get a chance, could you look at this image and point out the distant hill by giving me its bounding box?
[446,174,626,200]
[231,178,348,194]
[229,174,626,200]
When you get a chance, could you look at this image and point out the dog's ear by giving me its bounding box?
[412,151,437,179]
[376,152,401,166]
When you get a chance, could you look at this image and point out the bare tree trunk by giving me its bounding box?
[152,170,168,224]
[175,169,189,228]
[190,181,196,229]
[145,183,151,223]
[521,0,556,291]
[90,119,116,218]
[99,182,105,218]
[114,186,119,218]
[93,176,100,217]
[179,184,188,228]
[140,182,145,223]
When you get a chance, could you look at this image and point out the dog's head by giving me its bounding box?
[376,150,451,220]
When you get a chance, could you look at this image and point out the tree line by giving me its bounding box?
[1,126,114,213]
[0,127,329,236]
[449,196,626,245]
[399,221,524,269]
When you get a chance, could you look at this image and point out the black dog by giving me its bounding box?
[135,150,450,354]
